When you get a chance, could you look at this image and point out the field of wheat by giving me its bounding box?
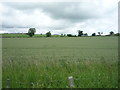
[2,37,118,88]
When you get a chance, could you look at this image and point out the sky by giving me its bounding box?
[0,0,119,35]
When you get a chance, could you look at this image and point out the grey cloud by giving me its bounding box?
[45,22,73,30]
[2,24,28,28]
[2,20,31,29]
[40,3,102,22]
[1,1,118,34]
[2,2,103,22]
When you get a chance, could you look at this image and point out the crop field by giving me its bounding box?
[2,34,60,38]
[2,37,118,88]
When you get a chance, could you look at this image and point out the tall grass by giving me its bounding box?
[2,37,118,88]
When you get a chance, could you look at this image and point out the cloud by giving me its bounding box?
[2,2,105,22]
[0,0,119,35]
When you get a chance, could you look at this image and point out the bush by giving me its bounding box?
[92,33,96,36]
[46,31,51,37]
[67,34,72,37]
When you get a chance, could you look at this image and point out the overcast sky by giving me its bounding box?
[0,0,119,35]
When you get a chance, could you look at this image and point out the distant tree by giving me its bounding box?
[92,33,96,36]
[83,33,88,36]
[78,30,83,37]
[67,34,77,37]
[28,28,36,37]
[110,31,114,35]
[73,35,77,37]
[64,34,66,36]
[98,32,101,36]
[98,32,103,36]
[46,31,51,37]
[114,33,120,36]
[61,34,64,37]
[101,32,103,34]
[67,34,72,37]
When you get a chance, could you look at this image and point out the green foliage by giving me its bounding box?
[78,30,83,37]
[46,31,51,37]
[67,34,76,37]
[92,33,96,36]
[60,34,64,37]
[67,34,72,37]
[98,32,101,36]
[28,28,36,37]
[83,33,88,36]
[64,34,66,37]
[110,31,114,35]
[2,37,118,88]
[2,33,119,38]
[114,33,120,36]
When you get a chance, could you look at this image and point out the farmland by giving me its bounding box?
[2,36,118,88]
[2,33,61,38]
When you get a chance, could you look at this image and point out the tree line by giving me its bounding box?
[27,28,119,37]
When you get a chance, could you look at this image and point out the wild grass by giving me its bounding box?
[2,37,118,88]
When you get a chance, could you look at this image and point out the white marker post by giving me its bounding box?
[68,76,74,88]
[6,78,10,88]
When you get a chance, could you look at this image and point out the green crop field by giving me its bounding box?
[2,37,118,88]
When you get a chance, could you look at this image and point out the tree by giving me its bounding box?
[67,34,72,37]
[110,31,114,35]
[92,33,96,36]
[101,32,103,34]
[64,34,66,36]
[78,30,83,37]
[114,33,120,36]
[28,28,36,37]
[98,32,101,36]
[83,33,88,36]
[60,34,64,37]
[98,32,103,36]
[46,31,51,37]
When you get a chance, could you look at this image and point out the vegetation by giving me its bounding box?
[67,34,76,37]
[46,31,51,37]
[98,32,101,36]
[1,30,119,38]
[2,34,50,38]
[92,33,96,36]
[78,30,83,37]
[28,28,36,37]
[83,33,88,36]
[2,37,118,88]
[2,33,30,38]
[109,31,114,35]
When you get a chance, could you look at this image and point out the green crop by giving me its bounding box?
[2,37,118,88]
